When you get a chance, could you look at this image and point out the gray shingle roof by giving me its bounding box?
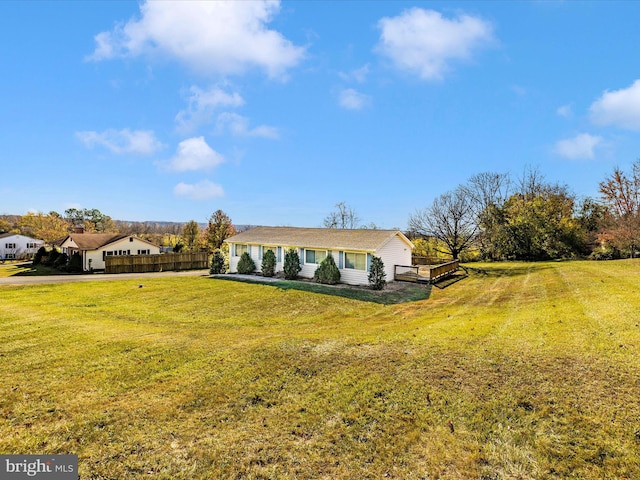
[225,226,413,252]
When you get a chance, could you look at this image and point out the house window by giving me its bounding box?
[137,249,150,255]
[26,243,37,249]
[305,249,327,264]
[235,244,248,257]
[5,253,15,259]
[5,243,16,249]
[345,252,366,270]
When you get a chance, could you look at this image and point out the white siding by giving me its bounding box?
[376,236,413,282]
[0,234,44,260]
[227,233,412,286]
[87,238,160,270]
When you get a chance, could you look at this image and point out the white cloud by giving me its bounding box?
[88,0,305,78]
[557,104,573,118]
[338,64,370,83]
[174,180,224,200]
[164,137,224,172]
[76,129,163,155]
[554,133,602,160]
[590,79,640,130]
[215,112,279,139]
[338,89,371,110]
[375,8,494,80]
[176,85,245,132]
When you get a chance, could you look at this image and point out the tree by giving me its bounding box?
[204,210,235,252]
[314,253,340,284]
[19,212,69,244]
[408,188,477,260]
[64,208,114,232]
[461,171,511,260]
[599,160,640,257]
[324,202,360,229]
[368,255,386,290]
[182,220,201,252]
[283,248,302,280]
[261,249,276,277]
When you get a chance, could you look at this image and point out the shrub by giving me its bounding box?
[210,249,226,274]
[53,252,69,270]
[45,249,60,267]
[314,253,340,285]
[261,249,276,277]
[368,255,386,290]
[284,249,302,280]
[237,252,256,274]
[33,246,47,265]
[67,252,83,273]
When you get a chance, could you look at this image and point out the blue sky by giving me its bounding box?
[2,1,640,229]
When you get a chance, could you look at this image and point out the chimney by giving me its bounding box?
[74,225,85,234]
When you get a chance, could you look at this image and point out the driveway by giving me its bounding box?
[0,269,210,286]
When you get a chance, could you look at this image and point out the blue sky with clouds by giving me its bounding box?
[2,1,640,228]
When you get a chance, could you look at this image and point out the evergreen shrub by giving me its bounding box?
[368,255,386,290]
[314,253,340,285]
[210,249,226,274]
[261,249,276,277]
[237,252,256,274]
[284,249,301,280]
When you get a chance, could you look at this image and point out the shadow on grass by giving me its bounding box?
[211,275,431,305]
[464,262,552,279]
[431,272,468,289]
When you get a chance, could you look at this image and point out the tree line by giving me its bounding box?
[408,163,640,261]
[3,160,640,262]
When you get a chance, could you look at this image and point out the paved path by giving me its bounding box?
[0,269,210,286]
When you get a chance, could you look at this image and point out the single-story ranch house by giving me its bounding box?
[0,233,45,260]
[57,232,160,271]
[225,226,414,285]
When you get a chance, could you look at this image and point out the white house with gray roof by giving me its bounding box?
[224,226,414,285]
[0,233,44,260]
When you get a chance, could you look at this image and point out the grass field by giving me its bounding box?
[1,261,639,479]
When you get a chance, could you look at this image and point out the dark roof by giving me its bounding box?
[225,226,413,252]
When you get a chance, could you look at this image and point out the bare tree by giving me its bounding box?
[408,188,478,260]
[323,202,361,229]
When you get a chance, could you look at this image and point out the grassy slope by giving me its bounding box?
[0,261,639,479]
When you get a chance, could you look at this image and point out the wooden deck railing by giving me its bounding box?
[428,260,459,283]
[395,259,460,284]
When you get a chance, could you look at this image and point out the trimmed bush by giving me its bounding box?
[237,252,256,274]
[261,249,276,277]
[284,249,302,280]
[210,249,226,274]
[314,253,340,285]
[368,255,386,290]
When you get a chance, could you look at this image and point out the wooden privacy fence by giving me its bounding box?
[394,259,460,284]
[105,252,209,274]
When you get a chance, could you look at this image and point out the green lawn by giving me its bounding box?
[1,261,639,479]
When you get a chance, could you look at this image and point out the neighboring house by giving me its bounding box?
[0,233,45,260]
[225,226,414,285]
[57,233,161,271]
